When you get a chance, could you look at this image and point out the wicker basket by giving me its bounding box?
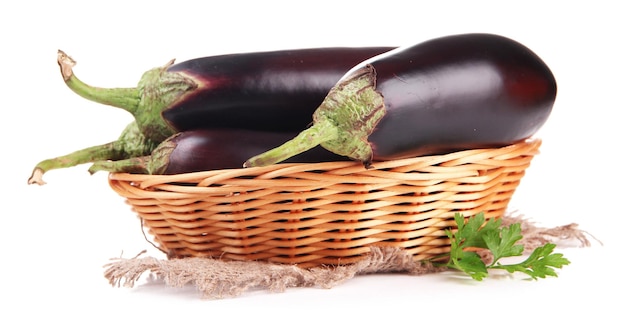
[108,139,541,268]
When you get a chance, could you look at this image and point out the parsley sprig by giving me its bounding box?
[439,212,570,281]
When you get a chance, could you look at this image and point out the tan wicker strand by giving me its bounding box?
[109,139,541,268]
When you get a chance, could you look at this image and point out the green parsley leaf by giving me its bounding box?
[484,223,524,264]
[492,243,571,279]
[454,251,488,281]
[438,212,570,281]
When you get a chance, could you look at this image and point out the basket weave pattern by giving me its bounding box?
[109,139,540,268]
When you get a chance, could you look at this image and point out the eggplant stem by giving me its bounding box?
[28,141,124,185]
[28,168,46,186]
[28,122,158,185]
[243,120,339,167]
[89,156,151,175]
[57,50,76,81]
[58,50,140,114]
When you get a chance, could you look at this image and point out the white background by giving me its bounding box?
[2,0,622,318]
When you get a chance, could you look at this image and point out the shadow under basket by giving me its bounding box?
[108,139,541,268]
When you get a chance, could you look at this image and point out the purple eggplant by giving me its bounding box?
[244,33,557,168]
[57,46,395,141]
[29,47,392,184]
[89,129,349,175]
[162,47,395,133]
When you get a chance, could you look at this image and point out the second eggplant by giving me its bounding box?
[58,46,395,142]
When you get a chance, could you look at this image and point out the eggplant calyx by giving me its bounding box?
[243,65,385,168]
[135,62,198,142]
[317,64,385,167]
[145,139,177,175]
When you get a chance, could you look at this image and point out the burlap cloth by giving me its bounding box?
[104,213,594,299]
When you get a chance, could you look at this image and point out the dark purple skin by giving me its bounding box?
[163,47,394,133]
[156,129,349,174]
[243,33,558,168]
[366,33,557,159]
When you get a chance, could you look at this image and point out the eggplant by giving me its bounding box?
[57,46,394,141]
[89,129,349,175]
[29,46,392,185]
[244,33,557,168]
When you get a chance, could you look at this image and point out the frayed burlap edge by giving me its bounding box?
[103,214,595,299]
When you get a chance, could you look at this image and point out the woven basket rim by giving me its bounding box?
[109,139,541,188]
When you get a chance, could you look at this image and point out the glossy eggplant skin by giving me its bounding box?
[364,33,557,159]
[163,47,394,133]
[158,129,348,174]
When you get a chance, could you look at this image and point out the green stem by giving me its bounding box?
[243,120,339,167]
[89,156,151,175]
[28,142,123,185]
[57,50,197,143]
[58,50,140,114]
[28,122,158,185]
[88,138,177,175]
[244,65,386,167]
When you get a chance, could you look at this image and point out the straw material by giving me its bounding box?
[108,139,541,268]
